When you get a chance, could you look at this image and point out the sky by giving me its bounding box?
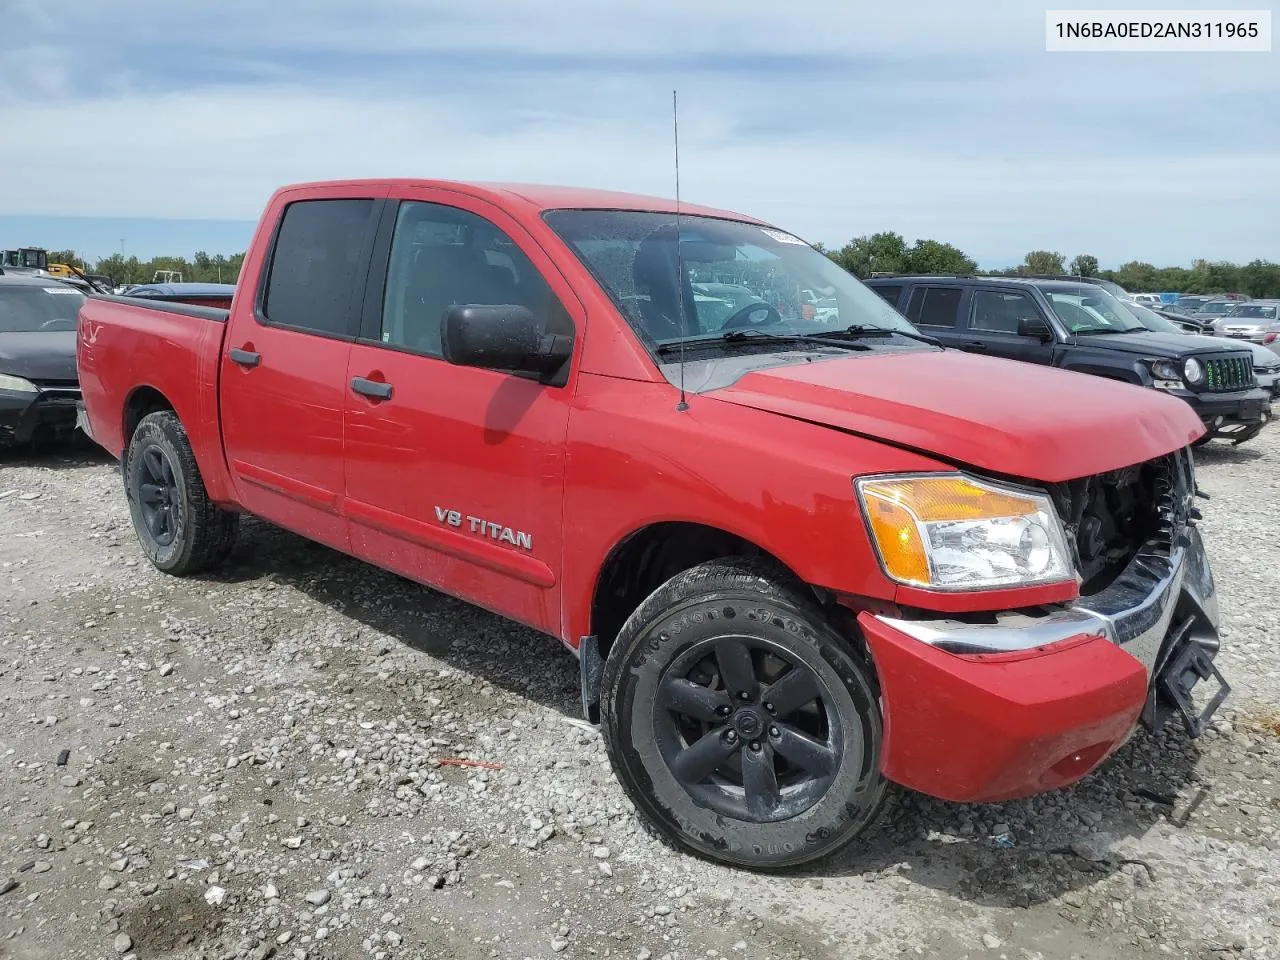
[0,0,1276,268]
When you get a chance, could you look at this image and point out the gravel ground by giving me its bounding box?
[1,431,1278,960]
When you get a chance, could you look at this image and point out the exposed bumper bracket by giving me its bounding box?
[1157,634,1231,737]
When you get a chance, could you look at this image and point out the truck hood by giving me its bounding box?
[710,349,1204,483]
[0,331,78,382]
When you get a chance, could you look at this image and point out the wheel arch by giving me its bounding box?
[587,520,812,659]
[122,384,176,450]
[120,384,236,504]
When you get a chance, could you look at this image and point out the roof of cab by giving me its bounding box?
[281,179,766,224]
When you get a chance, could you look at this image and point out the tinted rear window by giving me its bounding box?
[905,286,962,327]
[262,199,377,336]
[871,284,902,307]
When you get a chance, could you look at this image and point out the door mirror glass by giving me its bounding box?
[1017,316,1053,341]
[441,304,572,381]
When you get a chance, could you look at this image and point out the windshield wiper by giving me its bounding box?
[823,324,943,347]
[654,330,870,354]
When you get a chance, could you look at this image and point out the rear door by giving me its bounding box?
[219,191,385,549]
[960,286,1058,365]
[341,190,582,634]
[902,283,968,349]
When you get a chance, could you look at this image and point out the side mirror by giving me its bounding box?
[441,304,572,382]
[1017,317,1053,342]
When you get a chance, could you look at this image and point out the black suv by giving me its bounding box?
[865,275,1271,444]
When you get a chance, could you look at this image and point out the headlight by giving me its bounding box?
[1150,359,1184,385]
[1184,357,1205,384]
[855,474,1074,591]
[0,373,39,394]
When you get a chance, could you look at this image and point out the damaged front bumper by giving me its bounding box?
[1180,386,1272,444]
[857,526,1226,803]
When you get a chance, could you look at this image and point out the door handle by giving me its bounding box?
[351,376,393,401]
[228,347,261,368]
[962,341,989,352]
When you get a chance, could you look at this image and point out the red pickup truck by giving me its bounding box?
[77,180,1228,870]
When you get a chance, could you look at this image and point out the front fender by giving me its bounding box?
[559,375,947,645]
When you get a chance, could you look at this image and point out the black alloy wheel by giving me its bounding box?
[124,410,239,575]
[600,558,886,871]
[656,635,844,825]
[136,444,182,547]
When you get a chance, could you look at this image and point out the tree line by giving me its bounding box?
[44,250,246,286]
[818,232,1280,298]
[43,236,1280,299]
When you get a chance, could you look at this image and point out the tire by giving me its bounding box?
[124,410,238,575]
[600,557,886,871]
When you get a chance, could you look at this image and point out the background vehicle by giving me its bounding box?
[867,275,1270,444]
[1213,301,1280,342]
[1019,274,1133,300]
[1,247,49,271]
[152,270,184,284]
[1188,299,1242,323]
[0,274,85,448]
[1128,301,1280,400]
[78,179,1226,871]
[121,282,237,309]
[1174,295,1214,314]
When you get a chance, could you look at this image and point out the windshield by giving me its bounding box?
[0,285,85,333]
[543,210,918,350]
[1037,284,1146,333]
[1226,304,1278,320]
[1199,301,1234,314]
[1126,302,1184,335]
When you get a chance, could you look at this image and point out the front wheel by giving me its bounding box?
[600,559,886,871]
[124,410,238,575]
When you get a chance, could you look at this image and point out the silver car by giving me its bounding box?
[1213,301,1280,343]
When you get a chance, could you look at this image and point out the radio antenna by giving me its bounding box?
[673,89,689,412]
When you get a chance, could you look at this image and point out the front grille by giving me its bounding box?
[1048,449,1191,593]
[1203,355,1254,392]
[33,379,80,397]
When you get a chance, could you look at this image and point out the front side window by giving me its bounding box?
[262,199,377,336]
[543,209,916,350]
[379,202,573,357]
[970,290,1041,334]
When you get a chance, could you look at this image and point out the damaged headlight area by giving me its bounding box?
[855,474,1075,591]
[1149,358,1186,391]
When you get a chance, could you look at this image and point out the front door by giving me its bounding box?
[960,287,1058,365]
[219,193,383,549]
[342,192,582,634]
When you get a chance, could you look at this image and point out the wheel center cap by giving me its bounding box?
[733,709,764,740]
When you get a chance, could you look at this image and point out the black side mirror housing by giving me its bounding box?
[441,304,572,384]
[1017,317,1053,342]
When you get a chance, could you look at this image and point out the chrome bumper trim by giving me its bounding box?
[876,527,1219,676]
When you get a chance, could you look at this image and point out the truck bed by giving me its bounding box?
[77,295,235,502]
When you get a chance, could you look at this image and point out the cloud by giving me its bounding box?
[1,0,1277,265]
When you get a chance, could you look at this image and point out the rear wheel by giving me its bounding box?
[600,558,886,871]
[124,410,238,575]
